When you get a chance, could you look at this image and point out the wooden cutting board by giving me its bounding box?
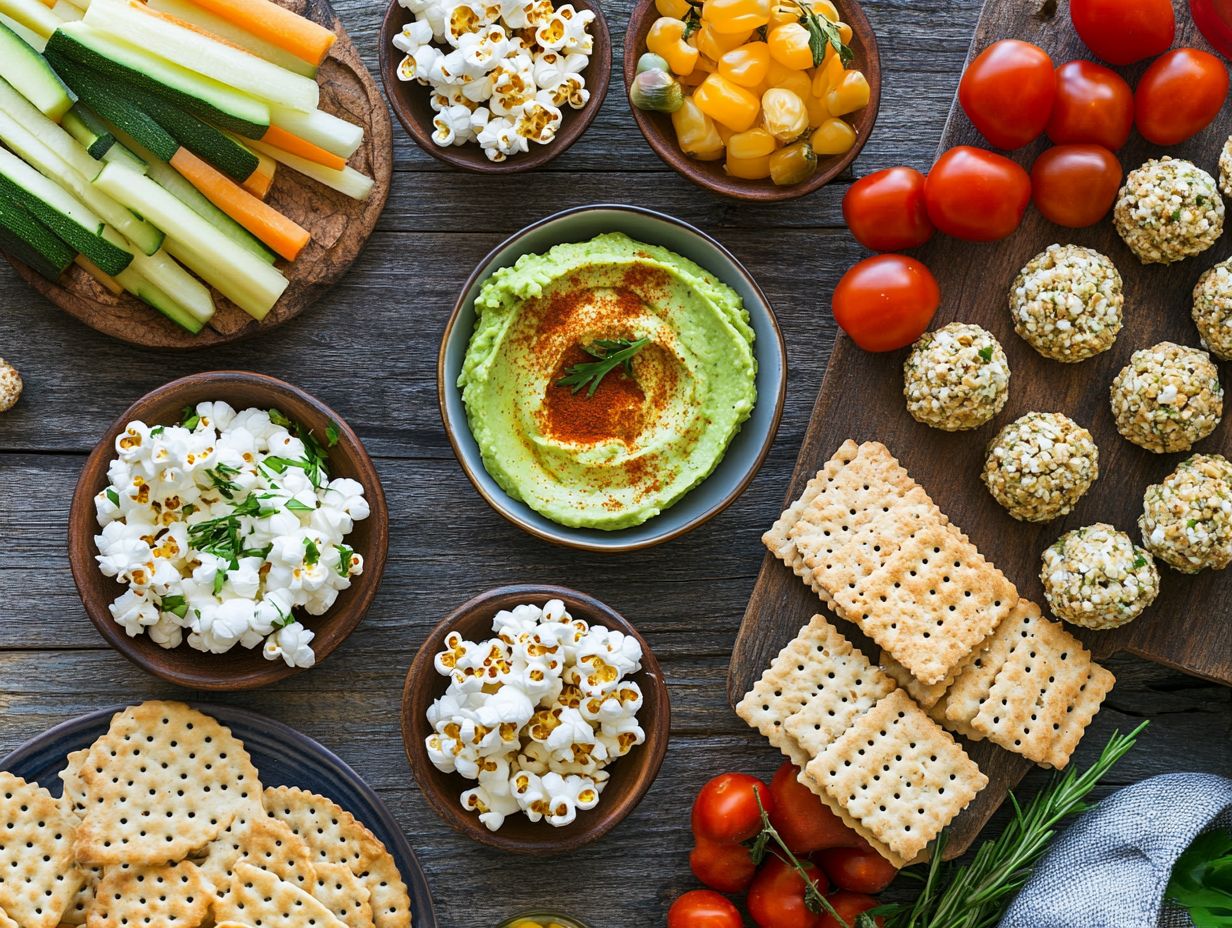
[5,0,393,350]
[729,0,1232,858]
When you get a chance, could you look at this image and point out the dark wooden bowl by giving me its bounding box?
[66,372,389,691]
[401,584,670,854]
[378,0,611,173]
[622,0,881,201]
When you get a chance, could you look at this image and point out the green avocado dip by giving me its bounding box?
[458,232,758,531]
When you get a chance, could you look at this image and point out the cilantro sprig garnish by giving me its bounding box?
[556,337,650,398]
[205,462,242,500]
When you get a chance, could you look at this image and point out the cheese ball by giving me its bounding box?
[1219,133,1232,199]
[902,323,1011,431]
[1140,453,1232,574]
[0,357,21,412]
[1109,342,1224,453]
[1192,258,1232,360]
[982,412,1100,523]
[1009,244,1123,363]
[1114,157,1224,265]
[1040,523,1159,630]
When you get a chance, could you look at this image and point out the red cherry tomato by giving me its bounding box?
[692,773,774,844]
[747,855,828,928]
[832,255,940,353]
[842,167,934,252]
[958,39,1056,149]
[768,763,862,854]
[923,146,1032,242]
[1192,0,1232,59]
[815,846,898,894]
[1031,144,1123,228]
[690,839,758,894]
[1135,49,1230,146]
[1046,60,1134,150]
[667,890,744,928]
[817,892,883,928]
[1070,0,1175,65]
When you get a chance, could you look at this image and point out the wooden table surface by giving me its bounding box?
[0,0,1228,925]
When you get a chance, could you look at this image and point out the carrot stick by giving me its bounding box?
[75,254,124,294]
[170,147,309,261]
[240,144,277,199]
[260,124,345,171]
[127,1,257,54]
[169,0,335,65]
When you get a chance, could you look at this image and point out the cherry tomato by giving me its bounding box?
[817,892,883,928]
[1135,49,1230,146]
[815,846,898,894]
[957,39,1056,149]
[691,839,758,893]
[692,773,774,844]
[842,167,934,252]
[1192,0,1232,60]
[1070,0,1175,65]
[1046,60,1133,150]
[667,890,744,928]
[832,255,940,354]
[923,146,1031,242]
[747,855,828,928]
[767,763,861,854]
[1031,144,1123,228]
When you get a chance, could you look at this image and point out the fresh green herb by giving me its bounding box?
[1132,555,1148,569]
[205,462,242,500]
[188,496,278,561]
[1197,195,1208,206]
[213,569,226,595]
[796,0,853,67]
[879,722,1147,928]
[1172,208,1184,222]
[303,537,320,566]
[181,503,196,517]
[159,594,189,618]
[978,346,995,362]
[150,426,165,437]
[180,405,201,430]
[286,499,314,513]
[1166,828,1232,927]
[335,544,354,578]
[105,488,120,506]
[557,337,650,397]
[1189,518,1200,529]
[682,4,701,39]
[268,408,293,428]
[325,421,341,448]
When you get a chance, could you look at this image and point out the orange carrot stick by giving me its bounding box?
[167,0,335,65]
[75,254,123,294]
[241,166,274,199]
[170,147,309,261]
[260,124,345,171]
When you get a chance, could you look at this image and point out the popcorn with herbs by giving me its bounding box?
[425,600,644,830]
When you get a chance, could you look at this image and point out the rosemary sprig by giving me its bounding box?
[795,0,853,67]
[882,722,1148,928]
[556,337,650,397]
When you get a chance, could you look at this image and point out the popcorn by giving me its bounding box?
[426,601,643,831]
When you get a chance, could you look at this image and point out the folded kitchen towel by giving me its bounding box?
[999,773,1232,928]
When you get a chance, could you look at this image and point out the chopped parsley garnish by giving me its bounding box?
[1132,556,1148,569]
[1171,208,1183,222]
[335,544,354,577]
[1188,518,1200,529]
[286,499,314,513]
[205,462,242,499]
[557,337,650,397]
[159,595,189,618]
[978,345,995,362]
[180,405,201,430]
[150,426,165,437]
[105,488,119,506]
[188,495,279,561]
[213,569,226,595]
[303,537,320,566]
[325,421,341,448]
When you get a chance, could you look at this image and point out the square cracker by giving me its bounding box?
[833,522,1018,686]
[0,772,84,928]
[735,615,893,766]
[878,651,961,710]
[971,618,1115,768]
[806,690,988,862]
[780,648,896,757]
[86,860,214,928]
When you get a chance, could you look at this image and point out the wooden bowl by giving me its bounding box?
[622,0,881,201]
[66,371,389,691]
[378,0,611,173]
[401,584,670,854]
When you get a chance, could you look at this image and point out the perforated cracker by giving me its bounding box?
[74,701,263,866]
[833,522,1017,686]
[86,860,214,928]
[199,810,317,896]
[0,908,16,928]
[807,690,987,861]
[735,615,894,766]
[971,618,1114,768]
[59,865,100,926]
[216,863,347,928]
[779,646,896,756]
[312,862,373,928]
[877,652,958,710]
[59,749,89,818]
[0,772,84,928]
[354,841,412,928]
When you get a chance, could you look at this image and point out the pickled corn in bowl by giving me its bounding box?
[629,0,871,187]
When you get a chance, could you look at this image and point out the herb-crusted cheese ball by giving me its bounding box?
[0,357,20,412]
[982,412,1100,523]
[1114,157,1224,265]
[1109,342,1224,453]
[1009,244,1123,362]
[1040,523,1159,630]
[1219,133,1232,199]
[1140,453,1232,574]
[1193,258,1232,360]
[902,323,1010,431]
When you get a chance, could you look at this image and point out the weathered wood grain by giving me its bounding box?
[0,0,1227,925]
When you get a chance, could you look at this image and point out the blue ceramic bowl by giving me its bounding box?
[438,205,788,552]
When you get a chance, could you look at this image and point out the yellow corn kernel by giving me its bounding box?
[815,0,839,20]
[810,52,844,96]
[768,0,837,28]
[766,61,811,99]
[838,20,853,42]
[655,0,692,17]
[693,72,761,131]
[701,0,769,33]
[716,121,735,144]
[762,86,808,140]
[769,139,817,184]
[672,96,725,159]
[767,22,814,70]
[806,90,829,126]
[810,116,856,154]
[678,54,716,87]
[718,41,770,87]
[647,17,700,75]
[694,21,751,60]
[727,126,777,158]
[725,152,772,179]
[826,68,870,116]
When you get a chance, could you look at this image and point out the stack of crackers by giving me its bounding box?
[740,440,1116,865]
[0,701,412,928]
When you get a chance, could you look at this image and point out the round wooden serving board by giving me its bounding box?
[6,0,393,350]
